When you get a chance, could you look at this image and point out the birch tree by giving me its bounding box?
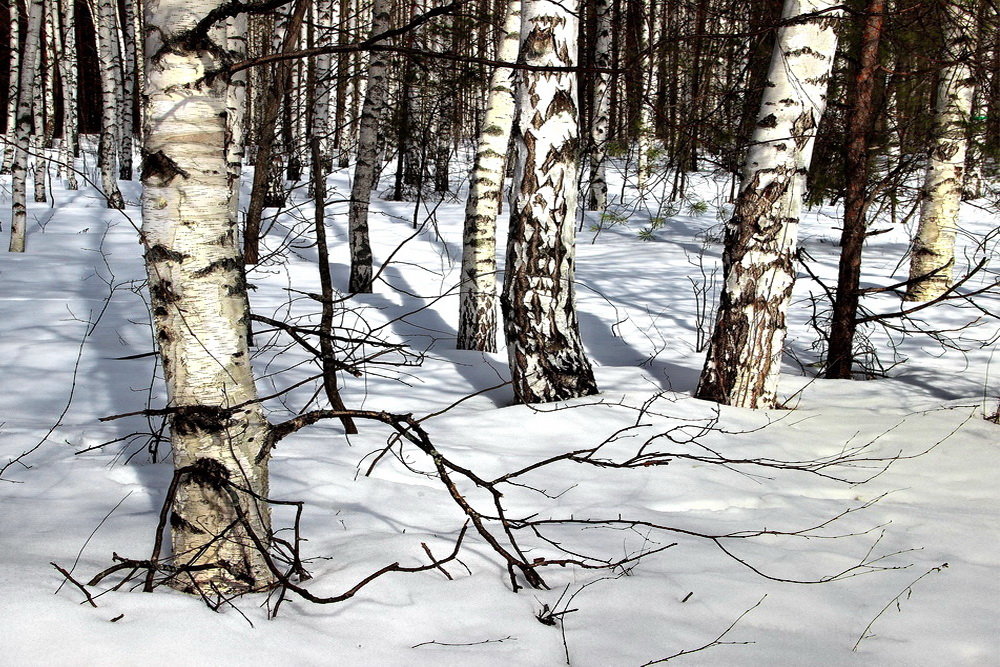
[2,0,18,174]
[904,0,980,302]
[501,0,598,403]
[456,0,520,352]
[347,0,391,293]
[56,0,79,190]
[94,0,124,208]
[9,0,44,253]
[142,0,274,592]
[586,0,612,211]
[695,0,842,409]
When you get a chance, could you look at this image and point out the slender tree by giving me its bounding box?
[2,0,19,174]
[586,0,612,211]
[904,0,980,302]
[94,0,124,208]
[9,0,44,253]
[695,0,842,409]
[456,0,521,352]
[142,0,274,592]
[501,0,599,403]
[347,0,391,293]
[825,0,886,379]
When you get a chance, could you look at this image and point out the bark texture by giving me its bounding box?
[501,0,599,404]
[586,0,612,211]
[456,0,521,352]
[347,0,391,293]
[904,0,979,302]
[143,0,274,593]
[825,0,885,379]
[695,0,841,409]
[9,0,45,252]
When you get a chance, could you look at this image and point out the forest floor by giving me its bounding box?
[0,158,998,665]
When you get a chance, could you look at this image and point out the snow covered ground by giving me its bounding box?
[1,160,997,665]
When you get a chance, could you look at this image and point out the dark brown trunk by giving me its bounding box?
[826,0,886,379]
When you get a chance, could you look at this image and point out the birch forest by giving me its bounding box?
[1,0,998,662]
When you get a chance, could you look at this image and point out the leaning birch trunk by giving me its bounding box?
[9,0,45,252]
[904,0,979,302]
[347,0,391,293]
[95,0,124,208]
[57,0,80,190]
[142,0,275,593]
[586,0,612,211]
[501,0,599,403]
[695,0,841,409]
[2,0,19,174]
[456,0,521,351]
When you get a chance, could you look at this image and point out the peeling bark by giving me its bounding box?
[501,0,598,404]
[696,0,841,409]
[142,0,274,593]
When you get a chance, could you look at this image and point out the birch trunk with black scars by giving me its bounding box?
[347,0,391,293]
[586,0,611,211]
[456,0,520,352]
[695,0,841,409]
[119,0,137,180]
[501,0,598,404]
[904,0,979,302]
[142,0,275,593]
[2,0,19,174]
[825,0,885,379]
[95,0,124,208]
[10,0,45,252]
[56,0,79,190]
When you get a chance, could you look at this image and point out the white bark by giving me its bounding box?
[2,0,18,174]
[142,0,274,592]
[501,0,598,404]
[586,0,611,211]
[94,0,124,208]
[226,13,248,222]
[456,0,521,352]
[905,0,979,302]
[119,0,137,179]
[696,0,842,409]
[9,0,45,252]
[56,0,79,189]
[347,0,391,293]
[312,0,335,170]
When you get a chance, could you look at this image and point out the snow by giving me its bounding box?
[1,160,998,666]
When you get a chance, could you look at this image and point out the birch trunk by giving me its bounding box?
[56,0,79,189]
[9,0,44,252]
[2,0,19,174]
[94,0,124,208]
[312,0,335,171]
[501,0,599,404]
[586,0,611,211]
[226,13,248,223]
[904,0,979,302]
[119,0,136,180]
[142,0,274,593]
[456,0,520,352]
[32,9,47,204]
[695,0,841,409]
[347,0,391,293]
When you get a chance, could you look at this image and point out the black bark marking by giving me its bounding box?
[172,405,232,436]
[142,151,190,187]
